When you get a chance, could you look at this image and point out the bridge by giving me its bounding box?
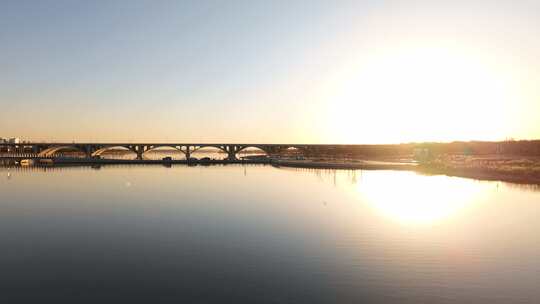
[0,143,347,160]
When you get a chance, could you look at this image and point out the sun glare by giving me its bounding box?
[327,47,517,144]
[357,171,486,225]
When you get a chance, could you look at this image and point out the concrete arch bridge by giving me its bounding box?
[27,143,314,160]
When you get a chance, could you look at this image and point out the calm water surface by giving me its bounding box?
[1,165,539,303]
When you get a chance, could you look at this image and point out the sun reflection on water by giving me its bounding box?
[357,171,487,225]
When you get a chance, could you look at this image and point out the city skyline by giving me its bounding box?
[2,0,539,144]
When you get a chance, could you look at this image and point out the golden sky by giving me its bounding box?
[1,1,539,143]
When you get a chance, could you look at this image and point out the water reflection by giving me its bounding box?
[357,171,487,224]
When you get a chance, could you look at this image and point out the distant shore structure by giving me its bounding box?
[0,137,22,144]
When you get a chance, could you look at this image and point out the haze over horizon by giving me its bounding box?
[2,0,539,144]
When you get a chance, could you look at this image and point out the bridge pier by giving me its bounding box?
[185,146,191,160]
[226,145,239,161]
[83,146,93,158]
[135,145,145,160]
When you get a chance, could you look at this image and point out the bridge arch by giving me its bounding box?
[191,145,228,153]
[91,146,137,159]
[190,145,229,160]
[38,146,86,158]
[143,145,186,160]
[236,145,271,159]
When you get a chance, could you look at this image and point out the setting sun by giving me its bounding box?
[326,47,519,144]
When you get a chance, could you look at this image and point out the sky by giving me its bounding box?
[1,0,539,143]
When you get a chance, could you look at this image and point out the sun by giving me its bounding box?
[326,47,517,144]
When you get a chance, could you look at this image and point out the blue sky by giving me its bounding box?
[1,1,539,143]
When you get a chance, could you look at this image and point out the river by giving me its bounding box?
[1,165,539,303]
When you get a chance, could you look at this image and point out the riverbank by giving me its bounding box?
[417,155,540,184]
[272,159,418,171]
[3,154,540,185]
[273,155,540,185]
